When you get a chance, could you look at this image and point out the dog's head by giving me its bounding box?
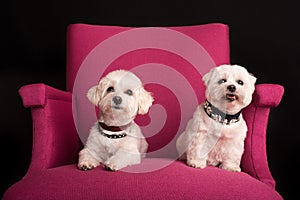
[87,70,154,126]
[203,64,256,114]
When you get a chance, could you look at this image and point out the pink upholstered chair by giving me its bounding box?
[3,23,284,199]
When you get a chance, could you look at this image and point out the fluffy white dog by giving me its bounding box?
[176,64,256,172]
[78,70,153,171]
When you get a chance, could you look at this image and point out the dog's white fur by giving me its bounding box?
[176,64,256,172]
[78,70,153,171]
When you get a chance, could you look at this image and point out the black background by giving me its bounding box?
[1,1,299,199]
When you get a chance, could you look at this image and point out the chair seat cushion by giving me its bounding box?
[4,158,282,200]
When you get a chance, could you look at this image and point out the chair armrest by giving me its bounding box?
[253,84,284,107]
[242,83,284,189]
[19,84,80,177]
[19,83,72,108]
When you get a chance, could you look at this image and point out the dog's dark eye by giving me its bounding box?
[218,79,227,84]
[237,80,244,85]
[125,89,133,96]
[107,87,115,93]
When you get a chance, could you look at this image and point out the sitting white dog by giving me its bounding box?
[78,70,153,171]
[176,64,256,172]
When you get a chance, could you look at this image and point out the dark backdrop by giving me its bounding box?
[1,1,299,199]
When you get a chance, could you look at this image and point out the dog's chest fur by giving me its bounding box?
[99,132,122,152]
[195,103,247,137]
[196,104,248,162]
[85,122,144,160]
[85,123,129,158]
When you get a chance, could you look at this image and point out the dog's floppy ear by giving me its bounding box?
[87,77,111,106]
[249,73,257,85]
[202,68,214,86]
[87,85,101,106]
[248,73,257,94]
[137,87,154,115]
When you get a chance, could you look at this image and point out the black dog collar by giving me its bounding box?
[203,99,241,125]
[98,122,128,139]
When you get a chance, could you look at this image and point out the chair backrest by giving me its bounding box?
[67,23,230,158]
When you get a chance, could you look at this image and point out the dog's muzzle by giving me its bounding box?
[227,85,236,92]
[112,96,123,109]
[226,85,238,102]
[113,96,122,105]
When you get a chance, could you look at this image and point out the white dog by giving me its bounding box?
[78,70,153,171]
[176,64,256,172]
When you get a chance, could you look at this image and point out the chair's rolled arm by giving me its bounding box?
[19,83,80,177]
[19,83,72,107]
[242,83,284,189]
[253,84,284,107]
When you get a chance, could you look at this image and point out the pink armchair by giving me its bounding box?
[3,23,284,199]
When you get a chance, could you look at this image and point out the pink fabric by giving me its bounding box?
[19,84,80,178]
[4,23,284,199]
[242,84,284,188]
[4,159,283,200]
[19,83,72,107]
[253,84,284,107]
[66,23,230,92]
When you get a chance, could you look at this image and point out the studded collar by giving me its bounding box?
[97,122,129,139]
[203,99,241,125]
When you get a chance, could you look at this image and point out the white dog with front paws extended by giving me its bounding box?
[176,64,256,172]
[78,70,153,171]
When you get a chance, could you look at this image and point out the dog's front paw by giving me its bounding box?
[104,165,116,172]
[220,164,241,172]
[187,159,207,169]
[78,148,101,171]
[104,161,119,171]
[78,160,99,171]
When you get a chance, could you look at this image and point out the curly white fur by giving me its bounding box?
[78,70,153,171]
[176,64,256,172]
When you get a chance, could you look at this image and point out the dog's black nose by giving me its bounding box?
[113,96,122,105]
[227,85,236,92]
